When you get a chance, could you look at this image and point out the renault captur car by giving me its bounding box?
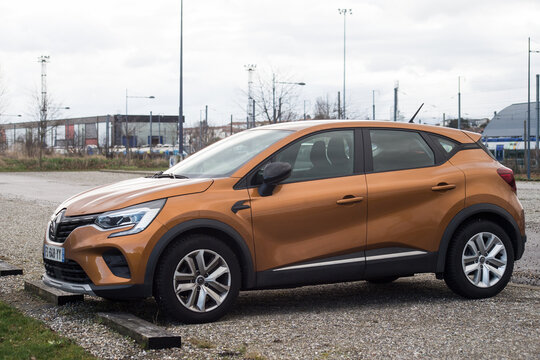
[43,120,526,323]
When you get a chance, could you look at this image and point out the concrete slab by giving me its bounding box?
[0,260,23,276]
[97,312,181,349]
[24,279,84,305]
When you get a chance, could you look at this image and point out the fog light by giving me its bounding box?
[102,249,131,279]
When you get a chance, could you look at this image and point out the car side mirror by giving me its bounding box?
[258,162,292,197]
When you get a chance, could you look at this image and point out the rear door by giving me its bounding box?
[364,128,465,277]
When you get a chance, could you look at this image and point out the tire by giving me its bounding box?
[444,219,514,299]
[154,234,241,324]
[366,276,399,284]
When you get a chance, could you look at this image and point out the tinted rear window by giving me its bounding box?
[370,130,435,172]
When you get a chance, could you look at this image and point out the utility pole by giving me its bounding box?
[105,114,110,157]
[393,82,398,122]
[158,115,162,144]
[535,74,540,157]
[458,76,462,130]
[149,111,153,153]
[337,91,341,119]
[272,73,276,123]
[338,9,352,120]
[179,0,184,158]
[230,114,233,135]
[372,90,376,120]
[252,99,256,127]
[443,113,446,127]
[527,38,540,178]
[278,97,282,122]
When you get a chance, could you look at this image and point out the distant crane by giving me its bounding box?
[38,56,50,124]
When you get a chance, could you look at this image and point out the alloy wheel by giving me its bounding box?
[172,249,231,313]
[461,232,507,288]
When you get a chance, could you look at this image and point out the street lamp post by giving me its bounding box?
[338,8,352,119]
[272,76,306,123]
[125,89,155,155]
[458,76,462,130]
[527,37,540,180]
[179,0,184,158]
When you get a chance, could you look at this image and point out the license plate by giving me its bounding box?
[44,244,65,263]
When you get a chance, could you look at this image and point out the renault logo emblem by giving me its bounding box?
[49,210,65,240]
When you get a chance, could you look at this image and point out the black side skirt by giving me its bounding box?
[254,248,437,290]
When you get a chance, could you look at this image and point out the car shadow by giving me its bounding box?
[83,276,471,326]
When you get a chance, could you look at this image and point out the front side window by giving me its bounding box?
[166,129,292,178]
[370,130,435,172]
[252,130,355,185]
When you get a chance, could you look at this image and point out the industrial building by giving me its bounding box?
[482,102,539,167]
[0,114,179,150]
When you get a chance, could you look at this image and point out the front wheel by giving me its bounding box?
[154,234,241,323]
[444,220,514,299]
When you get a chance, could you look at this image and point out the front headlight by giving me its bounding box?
[95,199,166,238]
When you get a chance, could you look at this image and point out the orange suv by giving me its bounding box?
[42,121,526,323]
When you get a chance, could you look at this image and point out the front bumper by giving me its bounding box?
[43,273,95,295]
[42,273,151,299]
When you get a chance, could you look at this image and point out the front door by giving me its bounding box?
[247,129,367,287]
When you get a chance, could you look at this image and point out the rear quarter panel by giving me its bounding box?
[449,149,525,235]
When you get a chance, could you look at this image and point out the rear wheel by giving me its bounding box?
[154,234,241,323]
[444,220,514,299]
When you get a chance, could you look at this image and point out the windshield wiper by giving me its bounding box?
[149,171,189,179]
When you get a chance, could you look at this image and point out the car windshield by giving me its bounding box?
[165,129,292,178]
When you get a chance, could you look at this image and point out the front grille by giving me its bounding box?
[44,258,91,284]
[49,212,97,244]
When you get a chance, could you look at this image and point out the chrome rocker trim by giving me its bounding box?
[273,250,428,272]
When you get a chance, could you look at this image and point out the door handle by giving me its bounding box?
[431,183,456,192]
[336,196,364,205]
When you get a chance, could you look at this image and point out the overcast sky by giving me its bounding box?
[1,0,540,127]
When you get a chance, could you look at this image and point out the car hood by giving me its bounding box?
[60,177,214,216]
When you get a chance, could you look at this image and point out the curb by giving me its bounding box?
[97,312,181,349]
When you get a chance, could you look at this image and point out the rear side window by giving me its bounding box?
[434,136,458,154]
[370,130,435,172]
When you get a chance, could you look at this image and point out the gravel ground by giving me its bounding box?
[0,172,539,359]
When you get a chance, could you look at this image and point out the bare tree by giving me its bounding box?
[250,70,302,123]
[187,121,219,153]
[313,96,339,120]
[27,90,64,166]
